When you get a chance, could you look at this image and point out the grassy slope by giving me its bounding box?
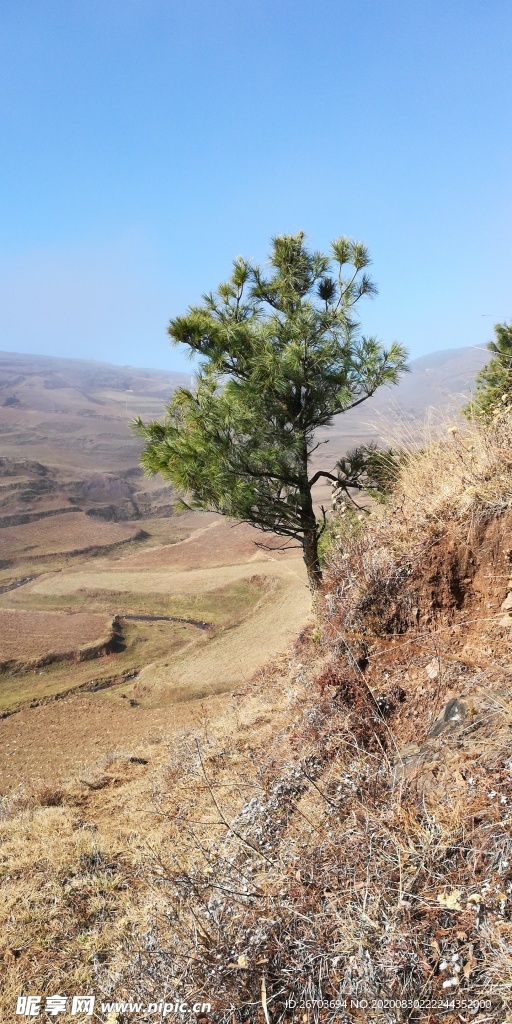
[0,509,308,716]
[0,578,277,715]
[2,414,512,1021]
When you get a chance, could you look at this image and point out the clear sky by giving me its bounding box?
[1,0,511,372]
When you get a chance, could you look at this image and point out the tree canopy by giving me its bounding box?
[464,322,512,421]
[135,232,408,587]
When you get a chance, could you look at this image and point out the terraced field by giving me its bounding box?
[0,512,143,562]
[0,609,114,665]
[0,511,310,786]
[0,353,309,791]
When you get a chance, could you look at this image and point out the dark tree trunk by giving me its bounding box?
[299,441,322,589]
[303,527,322,589]
[300,479,322,588]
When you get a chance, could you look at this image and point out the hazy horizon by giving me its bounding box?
[0,339,492,377]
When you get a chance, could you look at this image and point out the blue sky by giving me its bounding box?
[1,0,511,372]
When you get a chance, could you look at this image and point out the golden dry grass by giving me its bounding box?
[3,413,512,1021]
[385,406,512,527]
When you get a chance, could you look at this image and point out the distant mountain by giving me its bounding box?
[0,345,490,513]
[318,345,490,460]
[0,350,190,473]
[0,350,190,408]
[0,351,192,522]
[386,345,490,416]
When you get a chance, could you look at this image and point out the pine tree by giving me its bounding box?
[464,322,512,421]
[135,233,408,588]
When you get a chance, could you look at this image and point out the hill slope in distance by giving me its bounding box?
[0,344,488,469]
[0,345,489,521]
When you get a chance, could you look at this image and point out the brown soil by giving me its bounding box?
[321,511,512,758]
[0,689,234,792]
[112,514,292,570]
[0,609,114,664]
[0,511,141,560]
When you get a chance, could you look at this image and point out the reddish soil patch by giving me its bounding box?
[0,512,141,560]
[0,609,113,663]
[321,510,512,752]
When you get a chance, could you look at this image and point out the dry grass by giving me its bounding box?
[101,411,512,1021]
[384,406,512,527]
[2,412,512,1021]
[112,668,512,1022]
[319,408,512,645]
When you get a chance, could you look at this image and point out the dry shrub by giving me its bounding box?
[314,665,390,752]
[321,408,512,642]
[100,411,512,1022]
[108,667,512,1023]
[32,784,64,807]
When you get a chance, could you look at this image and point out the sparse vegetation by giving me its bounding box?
[108,411,512,1021]
[1,577,272,627]
[2,408,512,1021]
[464,321,512,421]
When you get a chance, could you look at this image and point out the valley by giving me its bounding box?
[0,346,486,795]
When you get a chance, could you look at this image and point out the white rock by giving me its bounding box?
[426,659,439,680]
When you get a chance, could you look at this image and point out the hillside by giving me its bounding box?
[0,350,190,472]
[0,346,488,523]
[0,352,191,555]
[322,344,489,461]
[1,407,511,1022]
[0,346,488,475]
[0,351,311,790]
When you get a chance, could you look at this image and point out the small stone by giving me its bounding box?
[499,616,512,628]
[426,659,439,680]
[500,593,512,611]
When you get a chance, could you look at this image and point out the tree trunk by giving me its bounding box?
[303,527,322,589]
[299,449,323,588]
